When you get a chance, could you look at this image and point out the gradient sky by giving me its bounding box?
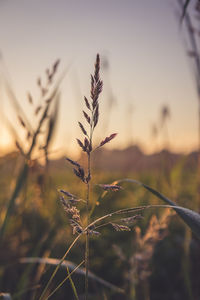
[0,0,198,158]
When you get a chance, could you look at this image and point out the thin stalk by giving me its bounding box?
[38,234,82,300]
[85,175,89,300]
[44,260,84,300]
[85,137,92,299]
[85,99,94,299]
[72,54,102,299]
[67,266,80,300]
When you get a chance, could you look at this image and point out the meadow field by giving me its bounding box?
[1,1,200,299]
[0,54,200,300]
[0,143,200,300]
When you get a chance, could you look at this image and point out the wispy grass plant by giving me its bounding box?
[60,54,119,299]
[37,54,200,300]
[2,54,200,300]
[0,59,61,241]
[38,55,146,299]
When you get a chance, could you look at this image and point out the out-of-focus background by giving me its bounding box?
[0,0,199,157]
[1,0,200,299]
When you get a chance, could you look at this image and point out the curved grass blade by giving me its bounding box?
[16,229,56,299]
[0,294,12,300]
[67,266,79,300]
[45,261,84,300]
[113,178,200,239]
[38,234,81,300]
[20,257,124,294]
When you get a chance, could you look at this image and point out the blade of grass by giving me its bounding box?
[113,178,200,239]
[20,257,124,294]
[67,266,79,300]
[16,229,56,298]
[38,234,81,300]
[44,260,84,300]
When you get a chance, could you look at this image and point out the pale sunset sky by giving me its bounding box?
[0,0,199,158]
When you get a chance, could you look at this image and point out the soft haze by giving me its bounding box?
[0,0,198,157]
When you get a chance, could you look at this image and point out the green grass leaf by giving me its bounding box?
[67,266,79,300]
[114,178,200,239]
[20,257,124,294]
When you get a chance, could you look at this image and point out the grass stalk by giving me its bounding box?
[44,260,84,300]
[63,54,103,299]
[85,174,90,300]
[85,120,92,299]
[84,234,89,299]
[67,266,80,300]
[38,234,82,300]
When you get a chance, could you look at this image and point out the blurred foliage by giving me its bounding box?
[0,151,200,299]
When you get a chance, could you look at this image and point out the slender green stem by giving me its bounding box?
[85,152,91,300]
[44,260,84,300]
[84,103,94,299]
[85,231,89,300]
[39,234,82,300]
[67,266,80,300]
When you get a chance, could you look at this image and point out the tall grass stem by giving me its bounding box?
[38,234,82,300]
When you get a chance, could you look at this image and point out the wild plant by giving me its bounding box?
[0,59,61,242]
[37,54,148,300]
[60,54,123,299]
[36,54,200,300]
[0,54,198,300]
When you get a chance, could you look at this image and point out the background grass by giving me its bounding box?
[0,149,200,299]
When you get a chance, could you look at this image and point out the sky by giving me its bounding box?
[0,0,199,158]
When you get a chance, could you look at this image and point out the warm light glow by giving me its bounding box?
[0,0,199,157]
[0,129,15,156]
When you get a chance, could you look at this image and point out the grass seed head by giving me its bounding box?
[110,223,131,232]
